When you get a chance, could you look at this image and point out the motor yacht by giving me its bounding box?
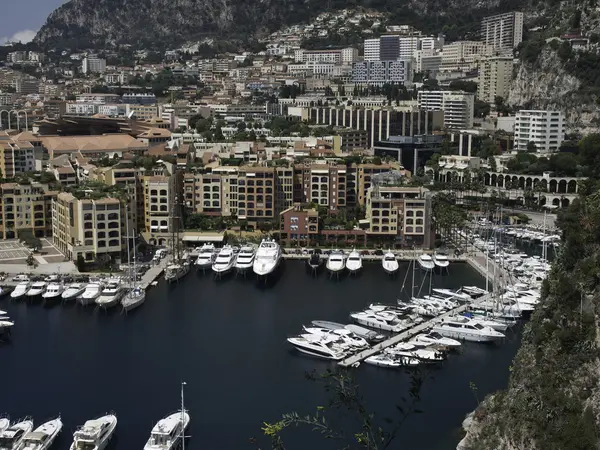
[69,414,117,450]
[78,283,104,306]
[345,250,362,274]
[460,313,510,332]
[386,342,445,363]
[326,250,345,276]
[461,286,489,298]
[234,245,256,273]
[165,261,190,283]
[344,324,386,343]
[252,239,282,277]
[20,417,62,450]
[0,286,14,298]
[414,332,461,348]
[143,411,190,450]
[433,252,450,269]
[61,283,86,302]
[365,353,419,368]
[41,283,64,304]
[0,419,34,450]
[212,245,236,276]
[96,279,125,309]
[350,310,412,333]
[194,244,216,271]
[432,288,472,302]
[417,254,435,271]
[307,252,322,271]
[302,326,369,350]
[25,282,47,299]
[311,320,345,330]
[431,316,505,342]
[287,334,348,360]
[0,420,8,434]
[10,282,31,300]
[382,251,399,275]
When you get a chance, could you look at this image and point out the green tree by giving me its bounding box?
[526,141,538,153]
[76,254,86,272]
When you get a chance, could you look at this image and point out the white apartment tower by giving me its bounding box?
[477,55,514,103]
[417,91,475,129]
[82,55,107,74]
[514,110,565,153]
[364,38,380,61]
[481,12,524,51]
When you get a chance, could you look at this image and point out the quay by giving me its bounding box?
[338,292,493,368]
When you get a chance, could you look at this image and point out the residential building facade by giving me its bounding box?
[0,182,55,239]
[481,12,524,51]
[417,91,475,129]
[514,110,565,152]
[477,55,514,103]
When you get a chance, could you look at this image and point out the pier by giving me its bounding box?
[338,293,492,368]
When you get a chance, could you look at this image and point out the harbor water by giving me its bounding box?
[0,261,523,449]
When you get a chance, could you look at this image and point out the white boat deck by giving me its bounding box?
[338,292,494,367]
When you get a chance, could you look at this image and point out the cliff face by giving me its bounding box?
[458,191,600,450]
[507,48,600,133]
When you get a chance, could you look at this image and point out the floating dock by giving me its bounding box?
[338,293,493,368]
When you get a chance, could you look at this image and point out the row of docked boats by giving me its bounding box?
[1,385,190,450]
[8,278,145,313]
[194,239,282,278]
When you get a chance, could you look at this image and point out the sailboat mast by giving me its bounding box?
[181,381,186,450]
[125,205,132,290]
[411,247,416,299]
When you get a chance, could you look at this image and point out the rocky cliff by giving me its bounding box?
[458,189,600,450]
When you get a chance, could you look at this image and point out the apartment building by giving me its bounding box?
[365,185,431,247]
[441,41,493,70]
[308,107,443,147]
[417,91,475,129]
[352,60,411,86]
[477,55,514,103]
[0,182,56,239]
[0,133,36,177]
[276,166,294,213]
[237,167,276,222]
[294,48,358,64]
[279,205,319,246]
[52,193,123,263]
[364,38,381,61]
[81,55,107,74]
[294,163,347,211]
[143,175,173,235]
[481,12,524,51]
[514,110,565,152]
[126,104,160,121]
[76,93,121,104]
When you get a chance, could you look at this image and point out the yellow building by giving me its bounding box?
[52,192,124,262]
[0,132,36,177]
[0,182,56,239]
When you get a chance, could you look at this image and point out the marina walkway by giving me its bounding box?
[338,293,492,368]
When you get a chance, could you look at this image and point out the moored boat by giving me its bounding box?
[69,414,117,450]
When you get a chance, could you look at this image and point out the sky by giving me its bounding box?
[0,0,67,44]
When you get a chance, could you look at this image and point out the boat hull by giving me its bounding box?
[431,327,503,343]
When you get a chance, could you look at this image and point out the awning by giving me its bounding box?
[182,235,224,242]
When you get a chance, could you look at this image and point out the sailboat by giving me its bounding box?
[165,195,190,283]
[122,205,146,313]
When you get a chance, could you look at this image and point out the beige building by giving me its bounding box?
[0,182,56,239]
[40,134,147,159]
[237,166,276,223]
[52,193,123,262]
[441,41,493,70]
[477,55,514,104]
[365,185,431,247]
[0,132,36,177]
[143,175,172,238]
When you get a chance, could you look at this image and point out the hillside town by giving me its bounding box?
[0,9,585,269]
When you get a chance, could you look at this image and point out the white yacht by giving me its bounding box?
[345,250,363,274]
[144,411,190,450]
[386,342,445,363]
[382,251,399,275]
[417,254,435,271]
[10,282,31,300]
[365,353,419,368]
[165,261,190,283]
[41,283,64,304]
[326,250,346,275]
[350,310,412,333]
[0,419,34,450]
[252,239,282,277]
[212,245,236,276]
[287,334,348,360]
[234,245,256,273]
[431,316,505,342]
[62,283,86,302]
[433,252,450,269]
[0,420,8,434]
[69,414,117,450]
[344,324,386,343]
[302,326,369,350]
[194,244,216,271]
[20,417,62,450]
[432,288,472,302]
[414,332,461,348]
[96,279,125,309]
[78,283,104,306]
[25,282,47,299]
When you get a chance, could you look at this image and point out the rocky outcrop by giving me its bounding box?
[507,47,600,133]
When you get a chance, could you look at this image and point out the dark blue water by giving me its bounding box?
[0,262,522,450]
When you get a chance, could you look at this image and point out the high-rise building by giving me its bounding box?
[352,60,411,86]
[417,91,475,129]
[380,35,401,60]
[364,38,381,61]
[0,133,36,177]
[52,193,124,263]
[81,55,107,74]
[481,12,524,51]
[514,110,565,153]
[441,41,493,69]
[477,55,514,104]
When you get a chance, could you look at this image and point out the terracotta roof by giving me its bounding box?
[13,131,41,143]
[41,134,147,154]
[56,166,75,174]
[137,127,172,138]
